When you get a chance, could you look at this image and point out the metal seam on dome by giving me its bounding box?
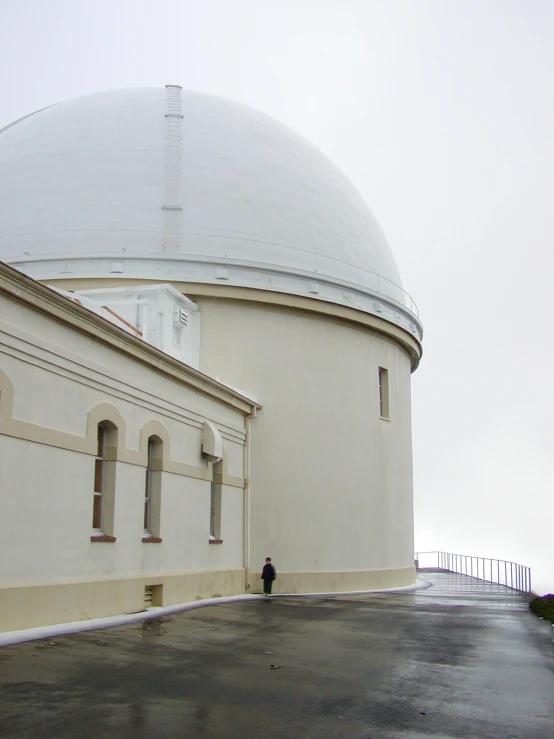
[162,85,183,253]
[0,104,57,136]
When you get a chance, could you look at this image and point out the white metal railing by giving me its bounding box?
[414,550,532,594]
[9,249,421,319]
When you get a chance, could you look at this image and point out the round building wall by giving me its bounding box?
[195,292,416,593]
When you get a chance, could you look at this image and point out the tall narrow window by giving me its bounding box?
[143,435,163,541]
[91,419,118,541]
[209,462,222,541]
[93,424,107,529]
[378,367,390,419]
[144,439,154,533]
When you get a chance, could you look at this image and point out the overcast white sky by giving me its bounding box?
[1,0,553,594]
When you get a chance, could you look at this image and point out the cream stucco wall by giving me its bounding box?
[0,273,254,632]
[0,264,420,631]
[194,296,417,593]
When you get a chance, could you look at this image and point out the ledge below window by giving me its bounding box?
[209,538,224,545]
[90,535,116,543]
[142,536,163,543]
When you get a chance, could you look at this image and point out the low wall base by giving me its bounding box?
[249,567,416,595]
[0,569,245,633]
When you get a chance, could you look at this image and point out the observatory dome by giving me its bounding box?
[0,87,420,338]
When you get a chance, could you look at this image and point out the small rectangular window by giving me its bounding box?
[378,367,389,419]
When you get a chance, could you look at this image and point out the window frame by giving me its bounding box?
[92,423,107,531]
[209,461,223,543]
[378,366,390,420]
[144,438,155,534]
[142,435,163,542]
[91,419,118,542]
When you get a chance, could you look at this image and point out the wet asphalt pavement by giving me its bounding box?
[0,573,553,739]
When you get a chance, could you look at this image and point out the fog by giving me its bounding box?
[1,0,552,594]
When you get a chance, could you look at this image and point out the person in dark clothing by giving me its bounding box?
[261,557,276,595]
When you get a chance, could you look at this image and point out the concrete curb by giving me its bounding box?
[0,579,430,647]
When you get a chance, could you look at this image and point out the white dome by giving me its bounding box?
[0,87,421,337]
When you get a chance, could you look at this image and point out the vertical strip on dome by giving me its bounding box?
[162,85,183,253]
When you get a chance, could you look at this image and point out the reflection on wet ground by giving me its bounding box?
[0,573,552,738]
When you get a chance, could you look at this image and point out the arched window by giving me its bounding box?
[91,420,118,541]
[0,368,14,422]
[143,435,163,541]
